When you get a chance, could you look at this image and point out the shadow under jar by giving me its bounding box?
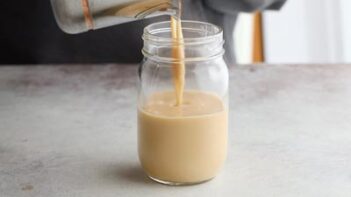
[138,20,229,185]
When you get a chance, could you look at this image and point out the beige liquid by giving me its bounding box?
[171,15,185,106]
[138,91,228,183]
[110,0,172,17]
[138,0,227,184]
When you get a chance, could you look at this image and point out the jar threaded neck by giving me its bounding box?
[142,20,225,63]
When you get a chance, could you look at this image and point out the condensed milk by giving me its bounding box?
[138,1,228,185]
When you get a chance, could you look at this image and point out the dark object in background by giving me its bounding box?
[0,1,163,64]
[0,0,286,65]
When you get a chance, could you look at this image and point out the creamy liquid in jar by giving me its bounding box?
[138,91,227,183]
[138,1,228,184]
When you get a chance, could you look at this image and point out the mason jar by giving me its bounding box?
[138,20,229,185]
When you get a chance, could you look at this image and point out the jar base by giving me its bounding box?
[147,175,214,186]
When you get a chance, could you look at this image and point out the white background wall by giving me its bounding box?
[340,0,351,62]
[234,13,254,64]
[263,0,351,64]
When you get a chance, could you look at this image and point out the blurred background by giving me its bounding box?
[235,0,351,64]
[0,0,350,65]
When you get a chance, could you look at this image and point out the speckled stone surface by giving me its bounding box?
[0,64,351,197]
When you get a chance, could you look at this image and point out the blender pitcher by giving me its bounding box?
[50,0,179,34]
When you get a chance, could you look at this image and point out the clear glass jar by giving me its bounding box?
[138,21,228,185]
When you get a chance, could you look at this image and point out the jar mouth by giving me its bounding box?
[143,20,223,45]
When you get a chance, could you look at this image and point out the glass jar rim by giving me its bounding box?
[143,20,223,45]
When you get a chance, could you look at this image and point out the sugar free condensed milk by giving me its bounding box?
[138,2,228,184]
[138,91,227,183]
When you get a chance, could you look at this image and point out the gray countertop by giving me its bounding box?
[1,64,351,197]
